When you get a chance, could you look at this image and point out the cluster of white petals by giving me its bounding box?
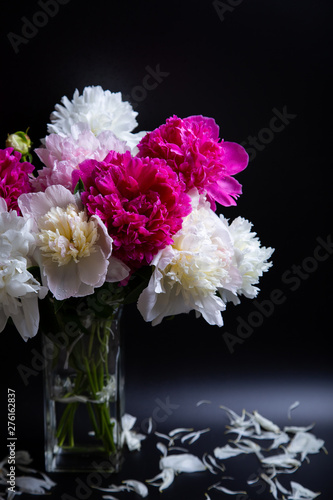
[47,85,145,151]
[138,191,273,327]
[0,199,47,341]
[32,123,129,192]
[138,191,241,326]
[18,185,129,301]
[226,216,274,303]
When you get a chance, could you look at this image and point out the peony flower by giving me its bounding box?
[73,151,192,270]
[137,191,242,326]
[137,115,248,209]
[18,185,129,301]
[0,147,34,214]
[32,123,129,192]
[221,216,274,303]
[0,198,47,341]
[47,86,145,152]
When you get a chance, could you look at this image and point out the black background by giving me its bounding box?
[1,0,332,498]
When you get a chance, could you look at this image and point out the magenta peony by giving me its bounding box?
[0,148,34,213]
[73,151,192,269]
[137,115,248,209]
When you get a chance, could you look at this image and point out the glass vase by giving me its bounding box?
[42,296,124,473]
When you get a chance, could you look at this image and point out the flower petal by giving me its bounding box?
[159,453,206,473]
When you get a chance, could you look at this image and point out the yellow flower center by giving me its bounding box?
[37,204,99,266]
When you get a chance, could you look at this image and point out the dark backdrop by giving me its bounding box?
[1,1,332,498]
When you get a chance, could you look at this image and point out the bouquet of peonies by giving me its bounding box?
[1,86,275,468]
[1,85,274,342]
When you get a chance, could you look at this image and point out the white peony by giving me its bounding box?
[0,198,48,341]
[47,86,145,152]
[137,191,242,327]
[18,185,129,301]
[224,216,274,304]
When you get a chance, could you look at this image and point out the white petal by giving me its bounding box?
[122,479,148,497]
[214,445,247,459]
[267,432,290,450]
[210,484,247,495]
[287,432,325,461]
[260,473,278,499]
[121,413,137,431]
[284,424,315,433]
[106,256,130,282]
[156,442,168,457]
[274,477,291,495]
[169,427,194,437]
[289,481,321,499]
[196,400,212,407]
[253,410,280,434]
[181,428,210,444]
[159,453,206,473]
[288,401,300,420]
[261,453,301,469]
[146,468,175,491]
[15,476,55,494]
[202,454,218,475]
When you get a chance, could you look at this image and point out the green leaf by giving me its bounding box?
[74,177,85,194]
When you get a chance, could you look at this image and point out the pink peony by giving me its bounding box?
[137,115,248,209]
[73,151,192,269]
[0,148,34,213]
[32,123,129,192]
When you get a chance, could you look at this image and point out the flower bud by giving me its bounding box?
[6,130,32,156]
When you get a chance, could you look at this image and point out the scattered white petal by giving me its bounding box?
[146,417,153,434]
[252,410,280,434]
[220,406,247,426]
[210,483,247,495]
[261,453,301,469]
[225,426,255,440]
[247,476,259,485]
[160,453,206,473]
[122,479,148,497]
[203,454,225,473]
[284,424,315,434]
[181,428,210,445]
[196,400,212,406]
[155,431,175,446]
[234,439,264,459]
[15,476,55,495]
[121,414,146,451]
[146,468,175,492]
[169,427,194,437]
[288,481,321,499]
[275,477,291,495]
[156,442,168,457]
[214,444,248,459]
[287,432,325,461]
[93,486,128,493]
[267,432,290,450]
[288,401,300,420]
[202,454,218,475]
[260,473,278,499]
